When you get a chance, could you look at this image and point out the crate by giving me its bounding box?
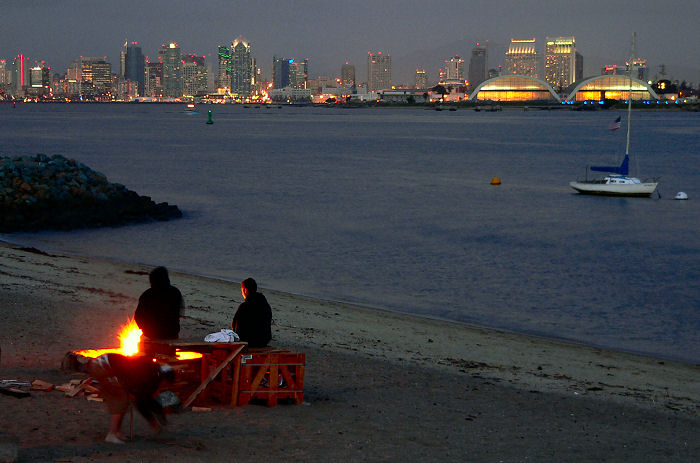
[236,349,306,407]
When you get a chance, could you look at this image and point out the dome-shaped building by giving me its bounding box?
[467,75,561,103]
[565,75,659,102]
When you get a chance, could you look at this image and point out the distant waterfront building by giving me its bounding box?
[544,37,577,91]
[567,75,658,101]
[183,54,208,97]
[415,69,428,89]
[468,75,560,102]
[272,56,290,88]
[124,42,145,95]
[159,43,182,98]
[230,37,253,97]
[0,60,9,90]
[443,55,464,82]
[504,38,539,78]
[216,45,231,91]
[80,57,111,97]
[468,43,488,91]
[12,54,31,96]
[289,58,308,89]
[367,51,391,92]
[575,52,584,82]
[145,61,163,97]
[341,62,355,88]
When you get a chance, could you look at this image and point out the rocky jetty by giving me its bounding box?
[0,154,182,232]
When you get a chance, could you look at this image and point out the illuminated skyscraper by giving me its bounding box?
[159,43,182,98]
[415,69,428,89]
[505,38,539,78]
[443,56,464,82]
[341,62,355,88]
[216,45,231,91]
[230,37,253,96]
[183,54,208,96]
[12,54,30,96]
[80,57,111,97]
[544,37,577,91]
[367,51,391,92]
[0,60,8,90]
[145,60,163,97]
[289,58,308,89]
[124,42,145,95]
[468,43,488,90]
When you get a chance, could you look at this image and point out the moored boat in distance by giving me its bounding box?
[184,103,199,114]
[569,33,659,198]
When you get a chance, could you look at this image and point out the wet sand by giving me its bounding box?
[0,241,698,462]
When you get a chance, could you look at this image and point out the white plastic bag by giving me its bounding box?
[204,329,240,343]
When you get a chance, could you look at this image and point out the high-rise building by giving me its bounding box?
[216,45,231,91]
[0,60,9,90]
[159,43,182,98]
[230,37,253,96]
[544,37,577,91]
[415,69,428,89]
[272,56,290,89]
[289,58,308,89]
[468,43,488,90]
[575,52,584,82]
[145,60,163,97]
[183,54,208,96]
[124,42,145,95]
[12,54,31,96]
[80,57,111,97]
[443,56,464,82]
[341,62,355,88]
[504,38,539,78]
[367,51,391,92]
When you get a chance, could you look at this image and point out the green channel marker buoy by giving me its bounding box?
[206,109,213,124]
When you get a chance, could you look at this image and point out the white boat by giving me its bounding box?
[570,34,659,198]
[184,103,199,114]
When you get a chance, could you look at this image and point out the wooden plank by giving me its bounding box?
[182,344,245,408]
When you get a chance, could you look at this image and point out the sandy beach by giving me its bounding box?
[0,240,698,462]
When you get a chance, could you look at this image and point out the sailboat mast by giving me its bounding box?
[625,33,635,156]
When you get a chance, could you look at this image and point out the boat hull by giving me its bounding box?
[569,181,658,197]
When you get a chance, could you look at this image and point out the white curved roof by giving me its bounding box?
[468,75,561,102]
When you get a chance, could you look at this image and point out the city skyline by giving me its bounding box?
[1,0,699,85]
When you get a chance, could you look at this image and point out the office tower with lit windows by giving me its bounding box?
[230,37,253,96]
[12,54,31,96]
[468,43,488,90]
[443,56,464,82]
[504,38,539,78]
[341,62,355,88]
[124,42,145,95]
[80,57,111,97]
[159,43,182,98]
[415,69,428,89]
[0,60,9,90]
[367,51,391,92]
[216,45,231,91]
[183,54,208,96]
[289,58,308,89]
[544,37,577,91]
[145,60,163,97]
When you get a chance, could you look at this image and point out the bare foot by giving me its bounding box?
[105,433,125,444]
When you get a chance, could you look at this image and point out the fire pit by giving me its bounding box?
[61,318,249,407]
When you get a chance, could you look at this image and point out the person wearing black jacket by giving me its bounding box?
[134,266,184,340]
[232,278,272,348]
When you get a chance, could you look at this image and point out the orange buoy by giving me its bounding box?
[490,177,501,185]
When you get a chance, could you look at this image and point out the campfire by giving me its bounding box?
[72,318,202,361]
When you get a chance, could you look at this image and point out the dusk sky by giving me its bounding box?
[2,0,699,84]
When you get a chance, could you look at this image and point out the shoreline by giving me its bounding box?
[3,237,693,367]
[1,239,698,414]
[1,239,698,461]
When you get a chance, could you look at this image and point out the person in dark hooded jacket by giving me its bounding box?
[232,278,272,348]
[134,266,184,340]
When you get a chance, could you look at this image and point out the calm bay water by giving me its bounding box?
[2,103,699,363]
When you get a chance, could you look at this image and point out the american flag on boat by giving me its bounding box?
[609,116,622,131]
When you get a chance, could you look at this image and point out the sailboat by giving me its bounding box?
[569,35,659,197]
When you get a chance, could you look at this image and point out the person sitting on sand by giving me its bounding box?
[134,266,184,341]
[232,278,272,348]
[86,353,175,444]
